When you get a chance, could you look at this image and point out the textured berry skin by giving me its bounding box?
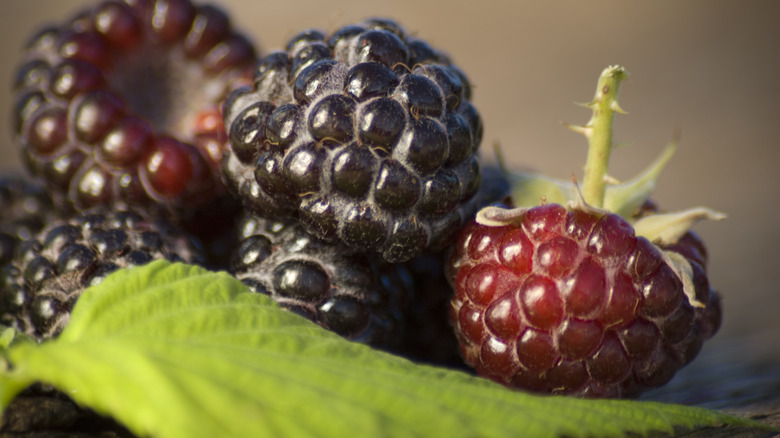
[13,0,256,215]
[222,18,484,262]
[0,383,134,437]
[399,252,467,368]
[446,203,722,397]
[230,213,413,350]
[394,165,508,367]
[0,208,205,340]
[0,177,59,266]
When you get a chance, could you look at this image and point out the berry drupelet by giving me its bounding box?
[0,208,205,340]
[13,0,257,215]
[446,66,724,397]
[222,18,484,262]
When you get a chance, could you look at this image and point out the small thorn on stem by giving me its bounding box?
[562,122,593,138]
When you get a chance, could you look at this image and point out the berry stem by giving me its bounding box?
[578,65,628,208]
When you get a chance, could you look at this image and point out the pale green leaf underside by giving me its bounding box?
[0,261,769,438]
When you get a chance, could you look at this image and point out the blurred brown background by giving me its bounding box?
[0,0,778,408]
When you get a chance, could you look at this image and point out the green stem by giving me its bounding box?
[581,66,628,208]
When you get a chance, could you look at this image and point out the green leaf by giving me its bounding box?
[0,260,773,438]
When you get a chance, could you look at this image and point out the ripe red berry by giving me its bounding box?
[13,0,256,215]
[447,203,721,397]
[446,66,726,397]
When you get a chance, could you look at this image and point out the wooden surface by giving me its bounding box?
[643,333,780,429]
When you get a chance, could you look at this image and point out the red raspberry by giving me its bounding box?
[447,202,721,397]
[13,0,256,215]
[445,66,727,397]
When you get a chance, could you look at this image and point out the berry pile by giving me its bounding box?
[1,3,727,435]
[3,0,261,341]
[2,2,501,358]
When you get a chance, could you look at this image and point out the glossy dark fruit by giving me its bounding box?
[0,177,60,266]
[222,18,485,262]
[397,252,467,369]
[0,208,205,339]
[446,203,722,398]
[13,0,257,216]
[0,383,134,437]
[177,192,243,271]
[230,213,413,350]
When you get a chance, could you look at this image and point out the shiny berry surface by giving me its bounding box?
[229,213,413,350]
[13,0,256,215]
[222,18,485,262]
[0,208,205,339]
[447,203,722,397]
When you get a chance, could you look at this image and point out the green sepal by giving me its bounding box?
[508,139,678,220]
[633,207,727,245]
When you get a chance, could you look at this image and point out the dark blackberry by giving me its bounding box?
[399,252,466,368]
[222,18,484,262]
[0,383,135,437]
[0,177,60,266]
[393,165,509,367]
[178,193,242,271]
[229,213,413,350]
[13,0,257,216]
[0,207,205,339]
